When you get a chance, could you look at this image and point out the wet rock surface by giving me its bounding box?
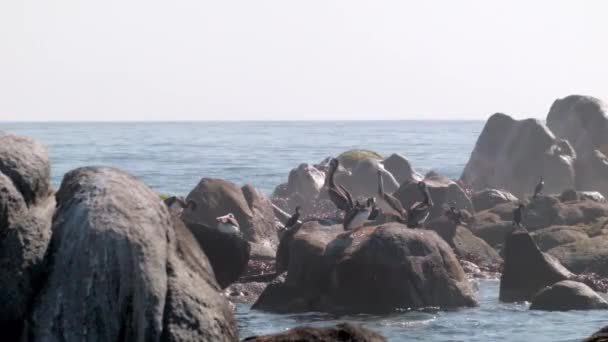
[530,280,608,311]
[242,323,386,342]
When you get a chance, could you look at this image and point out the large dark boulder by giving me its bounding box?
[499,229,572,302]
[255,223,477,314]
[185,221,251,288]
[394,173,474,223]
[0,133,54,339]
[26,167,237,341]
[585,326,608,342]
[0,132,51,205]
[530,280,608,311]
[427,217,502,267]
[547,95,608,196]
[242,323,386,342]
[460,113,576,198]
[471,188,518,212]
[182,178,278,247]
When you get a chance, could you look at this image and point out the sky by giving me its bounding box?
[0,0,606,121]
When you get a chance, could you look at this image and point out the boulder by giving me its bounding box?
[382,153,422,185]
[335,159,399,199]
[394,173,474,223]
[184,221,251,288]
[272,163,325,206]
[26,167,237,341]
[471,189,518,212]
[584,326,608,342]
[460,113,576,198]
[530,280,608,311]
[337,149,383,169]
[547,236,608,276]
[255,223,478,314]
[499,229,572,302]
[242,323,386,342]
[531,225,589,251]
[182,178,278,247]
[427,217,502,267]
[468,207,515,248]
[0,132,51,205]
[547,95,608,196]
[0,133,54,339]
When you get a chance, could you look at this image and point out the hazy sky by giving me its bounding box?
[0,0,606,121]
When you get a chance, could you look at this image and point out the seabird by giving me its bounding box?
[165,196,197,211]
[407,181,433,228]
[216,213,241,234]
[377,170,407,222]
[533,177,544,199]
[284,206,301,229]
[513,204,525,228]
[343,200,371,231]
[367,197,379,221]
[445,205,465,225]
[326,158,354,213]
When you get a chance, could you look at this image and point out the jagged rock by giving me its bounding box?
[472,189,518,212]
[382,153,422,185]
[530,280,608,311]
[394,173,474,223]
[460,113,576,198]
[271,163,326,209]
[26,167,237,341]
[242,323,386,342]
[255,222,477,314]
[182,178,278,247]
[500,229,572,302]
[547,95,608,196]
[427,217,502,267]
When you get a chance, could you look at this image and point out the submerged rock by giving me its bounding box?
[26,167,237,341]
[530,280,608,311]
[499,229,572,302]
[242,323,386,342]
[255,222,477,314]
[460,113,576,198]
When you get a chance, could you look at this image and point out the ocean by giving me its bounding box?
[1,121,605,341]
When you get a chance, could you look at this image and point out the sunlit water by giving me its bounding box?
[2,121,606,340]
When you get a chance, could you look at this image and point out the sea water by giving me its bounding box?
[2,121,606,341]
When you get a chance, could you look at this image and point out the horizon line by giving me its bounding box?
[0,118,492,123]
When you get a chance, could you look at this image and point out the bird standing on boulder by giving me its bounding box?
[284,206,301,229]
[367,197,379,221]
[164,196,197,211]
[216,213,241,234]
[513,204,525,228]
[445,205,465,225]
[377,170,407,223]
[326,158,354,215]
[533,177,544,199]
[407,182,433,228]
[343,200,372,231]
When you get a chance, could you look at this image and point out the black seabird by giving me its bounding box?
[445,205,465,225]
[513,203,525,228]
[367,197,379,221]
[407,181,433,228]
[165,196,197,211]
[533,177,544,199]
[326,158,354,213]
[284,206,301,229]
[377,170,407,222]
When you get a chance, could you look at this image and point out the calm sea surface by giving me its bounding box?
[1,121,605,341]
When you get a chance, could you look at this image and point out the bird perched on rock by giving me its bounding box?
[407,182,433,228]
[445,205,465,225]
[513,204,525,228]
[343,200,372,231]
[216,213,241,234]
[533,177,544,199]
[326,158,354,215]
[164,196,197,211]
[284,206,301,229]
[367,197,379,221]
[376,170,407,223]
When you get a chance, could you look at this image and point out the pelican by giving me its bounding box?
[377,170,407,222]
[326,158,354,213]
[216,213,241,234]
[407,182,433,228]
[533,177,544,199]
[343,200,372,231]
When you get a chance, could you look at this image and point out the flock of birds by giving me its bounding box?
[166,159,546,236]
